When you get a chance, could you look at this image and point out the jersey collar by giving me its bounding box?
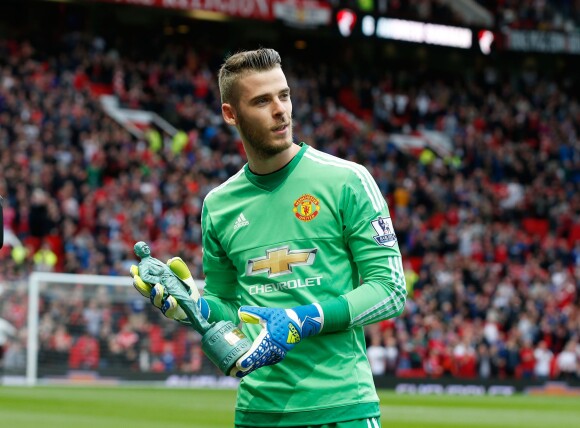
[244,142,308,191]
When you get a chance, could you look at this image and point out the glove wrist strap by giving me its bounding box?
[293,303,323,338]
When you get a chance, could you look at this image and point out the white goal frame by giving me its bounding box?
[27,272,210,386]
[27,272,133,386]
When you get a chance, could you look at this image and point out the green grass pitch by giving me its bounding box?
[0,386,579,427]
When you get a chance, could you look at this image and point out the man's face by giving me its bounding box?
[224,67,293,159]
[142,243,150,256]
[134,242,151,258]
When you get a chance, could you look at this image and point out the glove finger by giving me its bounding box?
[167,257,191,280]
[150,283,166,309]
[238,306,272,325]
[133,277,152,298]
[230,367,249,378]
[230,364,259,378]
[162,295,187,321]
[167,257,199,299]
[238,346,285,373]
[236,329,286,371]
[236,328,268,370]
[129,265,139,278]
[132,273,152,299]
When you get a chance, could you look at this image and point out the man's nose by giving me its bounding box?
[272,97,287,116]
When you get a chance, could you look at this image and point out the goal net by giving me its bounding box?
[8,272,234,386]
[0,278,27,383]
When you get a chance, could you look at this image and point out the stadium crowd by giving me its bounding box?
[0,30,579,381]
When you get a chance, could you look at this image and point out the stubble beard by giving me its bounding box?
[237,114,294,159]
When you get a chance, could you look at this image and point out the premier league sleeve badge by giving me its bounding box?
[370,216,398,247]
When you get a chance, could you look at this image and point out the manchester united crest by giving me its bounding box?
[293,194,320,222]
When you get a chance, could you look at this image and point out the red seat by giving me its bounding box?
[522,218,549,237]
[408,256,423,272]
[396,368,426,378]
[569,223,580,247]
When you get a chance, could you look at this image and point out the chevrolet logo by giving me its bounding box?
[246,246,317,278]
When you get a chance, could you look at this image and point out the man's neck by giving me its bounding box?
[247,143,300,175]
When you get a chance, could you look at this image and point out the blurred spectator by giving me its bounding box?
[0,316,16,366]
[50,325,73,364]
[452,336,478,378]
[367,327,389,375]
[138,339,151,372]
[477,343,498,379]
[533,340,554,380]
[519,339,536,379]
[160,342,176,372]
[33,242,58,272]
[383,333,399,374]
[3,338,26,371]
[424,347,444,378]
[497,336,520,378]
[83,300,103,338]
[555,339,578,380]
[69,329,100,370]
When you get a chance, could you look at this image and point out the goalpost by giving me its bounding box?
[25,272,221,387]
[27,272,132,385]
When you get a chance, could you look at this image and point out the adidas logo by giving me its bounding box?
[286,323,301,344]
[233,213,250,230]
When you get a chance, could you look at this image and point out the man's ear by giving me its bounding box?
[222,103,237,126]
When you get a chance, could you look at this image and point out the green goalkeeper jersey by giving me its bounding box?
[201,143,407,427]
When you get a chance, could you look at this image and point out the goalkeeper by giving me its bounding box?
[132,48,407,428]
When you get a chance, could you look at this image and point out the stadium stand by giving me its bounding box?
[0,1,578,381]
[477,0,580,32]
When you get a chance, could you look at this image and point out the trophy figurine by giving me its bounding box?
[133,241,251,375]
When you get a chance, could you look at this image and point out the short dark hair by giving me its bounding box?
[218,48,282,105]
